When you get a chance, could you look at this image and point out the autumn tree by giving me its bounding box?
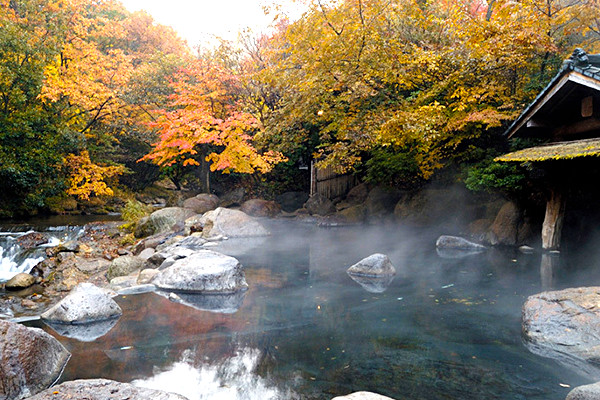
[140,56,286,192]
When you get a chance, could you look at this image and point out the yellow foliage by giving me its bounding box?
[64,151,125,200]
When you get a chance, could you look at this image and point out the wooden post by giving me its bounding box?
[541,188,566,250]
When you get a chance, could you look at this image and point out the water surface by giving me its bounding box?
[27,220,600,399]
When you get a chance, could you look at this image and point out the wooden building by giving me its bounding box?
[498,49,600,250]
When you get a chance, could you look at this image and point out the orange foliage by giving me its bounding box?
[140,58,286,174]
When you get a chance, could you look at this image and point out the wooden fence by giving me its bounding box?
[310,161,358,199]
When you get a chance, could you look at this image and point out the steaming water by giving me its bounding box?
[24,220,600,399]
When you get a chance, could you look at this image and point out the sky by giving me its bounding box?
[119,0,306,49]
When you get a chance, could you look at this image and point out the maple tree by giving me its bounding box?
[140,57,286,191]
[64,151,125,200]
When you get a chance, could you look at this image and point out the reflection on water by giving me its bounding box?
[25,220,600,399]
[133,348,295,400]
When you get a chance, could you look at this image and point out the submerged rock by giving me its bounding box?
[0,320,71,400]
[523,287,600,378]
[435,235,486,251]
[332,392,396,400]
[197,207,269,238]
[347,253,396,277]
[26,379,189,400]
[152,250,248,294]
[567,382,600,400]
[41,282,122,324]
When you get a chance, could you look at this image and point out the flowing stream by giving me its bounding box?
[12,219,600,399]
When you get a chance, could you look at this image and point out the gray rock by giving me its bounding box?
[44,318,119,342]
[198,207,269,238]
[435,235,486,251]
[182,195,218,214]
[347,254,396,277]
[75,257,111,273]
[0,320,71,400]
[26,379,189,400]
[345,183,370,205]
[523,287,600,378]
[55,240,80,253]
[107,255,145,281]
[305,193,335,216]
[137,268,160,284]
[135,207,195,238]
[41,282,122,324]
[219,187,246,208]
[365,186,401,218]
[5,273,35,290]
[240,199,281,217]
[332,392,396,400]
[109,275,139,292]
[567,382,600,400]
[519,245,535,254]
[275,191,309,212]
[152,250,248,294]
[138,247,155,260]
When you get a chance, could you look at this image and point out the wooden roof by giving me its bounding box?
[505,49,600,140]
[495,137,600,162]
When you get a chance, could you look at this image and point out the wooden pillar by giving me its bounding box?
[541,188,566,250]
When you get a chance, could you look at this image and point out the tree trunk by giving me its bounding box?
[542,188,566,250]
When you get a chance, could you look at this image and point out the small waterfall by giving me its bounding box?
[133,348,296,400]
[0,226,85,282]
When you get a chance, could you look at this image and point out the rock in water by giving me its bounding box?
[41,282,122,324]
[435,235,486,251]
[152,250,248,294]
[347,254,396,277]
[26,379,189,400]
[567,382,600,400]
[197,207,269,238]
[5,273,36,290]
[135,207,196,238]
[0,320,71,400]
[332,392,397,400]
[240,199,281,217]
[523,287,600,378]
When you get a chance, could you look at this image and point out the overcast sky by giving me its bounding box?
[119,0,305,49]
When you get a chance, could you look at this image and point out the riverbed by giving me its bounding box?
[13,219,600,399]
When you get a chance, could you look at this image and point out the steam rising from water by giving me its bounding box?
[133,348,292,400]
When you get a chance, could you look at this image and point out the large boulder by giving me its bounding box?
[305,194,335,216]
[487,201,521,246]
[219,187,246,208]
[366,186,401,218]
[196,207,269,238]
[336,204,366,223]
[435,235,486,251]
[523,287,600,377]
[240,199,281,217]
[345,183,370,205]
[26,379,189,400]
[567,382,600,400]
[152,250,248,294]
[41,282,122,324]
[182,193,219,214]
[106,255,145,281]
[347,254,396,277]
[134,207,196,238]
[332,392,396,400]
[0,320,71,400]
[275,191,309,212]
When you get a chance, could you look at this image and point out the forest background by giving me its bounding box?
[1,0,599,217]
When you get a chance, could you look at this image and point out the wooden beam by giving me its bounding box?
[582,96,594,118]
[542,189,566,250]
[552,117,600,139]
[526,118,549,128]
